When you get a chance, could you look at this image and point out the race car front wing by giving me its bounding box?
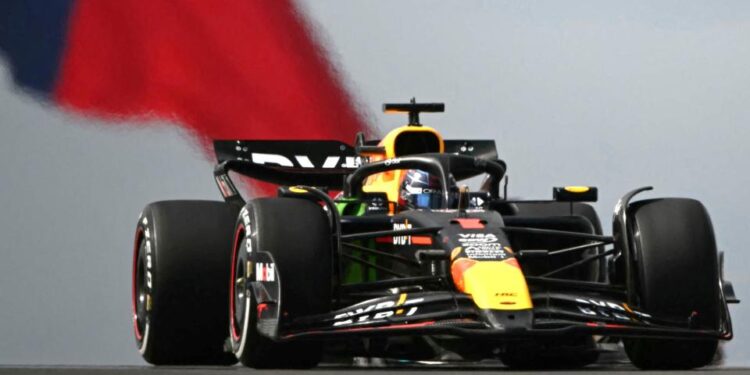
[276,290,732,342]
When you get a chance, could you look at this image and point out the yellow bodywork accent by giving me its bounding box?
[564,186,590,193]
[363,125,445,203]
[289,186,308,193]
[623,303,634,313]
[459,259,533,310]
[394,293,408,315]
[375,124,445,159]
[450,247,463,260]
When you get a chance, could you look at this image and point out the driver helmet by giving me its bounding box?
[399,169,446,209]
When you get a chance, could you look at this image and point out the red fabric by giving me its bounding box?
[55,0,368,193]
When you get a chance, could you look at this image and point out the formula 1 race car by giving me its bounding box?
[131,100,738,369]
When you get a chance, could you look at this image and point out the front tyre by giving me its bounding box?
[229,198,332,368]
[623,198,719,369]
[132,201,238,365]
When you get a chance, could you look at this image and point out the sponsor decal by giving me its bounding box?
[469,196,485,207]
[141,218,153,291]
[255,262,275,282]
[240,207,251,226]
[383,158,401,166]
[366,195,388,214]
[393,220,412,245]
[248,152,361,169]
[457,233,507,260]
[240,208,252,253]
[215,174,237,198]
[403,185,439,195]
[575,298,652,321]
[333,294,422,327]
[458,233,498,243]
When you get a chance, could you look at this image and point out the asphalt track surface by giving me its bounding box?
[0,352,744,374]
[1,366,748,375]
[2,361,747,375]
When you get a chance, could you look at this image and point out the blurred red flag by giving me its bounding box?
[2,0,370,194]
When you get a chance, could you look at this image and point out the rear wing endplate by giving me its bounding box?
[444,139,498,161]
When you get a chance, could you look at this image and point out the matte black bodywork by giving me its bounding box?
[212,137,737,357]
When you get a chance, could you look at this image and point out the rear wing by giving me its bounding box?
[214,140,360,169]
[213,140,362,204]
[212,138,499,204]
[355,136,499,181]
[355,136,498,162]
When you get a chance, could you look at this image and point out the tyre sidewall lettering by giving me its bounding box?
[232,206,254,358]
[135,214,155,354]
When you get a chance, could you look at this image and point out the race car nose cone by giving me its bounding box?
[481,309,533,331]
[451,259,533,310]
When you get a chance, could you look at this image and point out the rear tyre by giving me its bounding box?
[229,198,332,368]
[132,200,238,365]
[623,198,719,369]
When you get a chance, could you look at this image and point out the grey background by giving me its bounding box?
[0,0,747,366]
